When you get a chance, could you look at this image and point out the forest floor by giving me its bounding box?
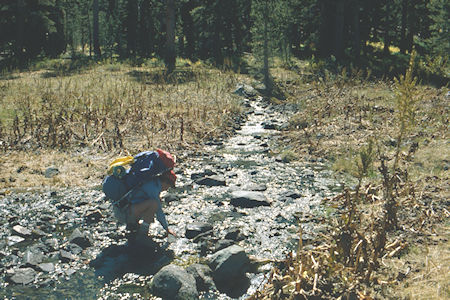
[0,57,449,299]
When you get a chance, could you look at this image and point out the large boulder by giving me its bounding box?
[150,264,198,300]
[230,191,271,208]
[186,263,215,292]
[208,245,250,285]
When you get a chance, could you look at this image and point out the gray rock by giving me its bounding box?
[191,170,217,180]
[208,245,250,284]
[69,228,92,249]
[185,222,213,239]
[196,176,226,187]
[38,262,55,273]
[230,191,271,208]
[24,249,45,267]
[0,249,7,259]
[45,167,60,178]
[205,140,224,146]
[150,264,198,300]
[12,225,32,237]
[7,235,25,246]
[186,264,215,292]
[44,238,59,251]
[85,210,103,224]
[262,122,277,130]
[8,268,36,285]
[214,239,235,253]
[224,227,244,241]
[244,183,267,192]
[66,243,83,255]
[234,83,257,98]
[279,191,302,201]
[163,193,180,203]
[59,250,76,262]
[31,228,47,238]
[65,268,76,276]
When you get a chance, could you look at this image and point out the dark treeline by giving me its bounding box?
[0,0,448,78]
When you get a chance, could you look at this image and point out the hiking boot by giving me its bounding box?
[125,222,139,242]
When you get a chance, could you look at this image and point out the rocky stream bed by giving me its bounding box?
[1,87,346,299]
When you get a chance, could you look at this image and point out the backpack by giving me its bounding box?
[102,149,175,202]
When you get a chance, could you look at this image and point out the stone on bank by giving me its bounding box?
[149,264,198,300]
[208,245,250,287]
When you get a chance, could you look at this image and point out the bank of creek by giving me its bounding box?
[1,86,346,299]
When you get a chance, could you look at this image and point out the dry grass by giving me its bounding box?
[0,149,112,190]
[252,57,450,299]
[384,227,449,300]
[0,59,248,189]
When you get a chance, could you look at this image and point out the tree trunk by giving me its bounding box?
[16,0,25,61]
[352,0,361,62]
[165,0,176,74]
[400,0,408,54]
[262,0,272,95]
[88,9,92,57]
[139,0,153,57]
[405,0,415,53]
[181,1,195,59]
[383,1,391,56]
[93,0,101,57]
[126,0,138,56]
[318,0,333,58]
[334,0,345,59]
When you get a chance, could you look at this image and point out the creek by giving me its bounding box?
[0,93,344,299]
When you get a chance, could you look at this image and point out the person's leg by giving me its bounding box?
[131,199,158,223]
[130,200,158,238]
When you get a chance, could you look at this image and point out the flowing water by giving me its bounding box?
[0,95,344,299]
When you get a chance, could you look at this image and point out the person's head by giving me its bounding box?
[160,170,176,191]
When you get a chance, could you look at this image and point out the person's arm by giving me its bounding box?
[155,201,176,236]
[155,201,168,230]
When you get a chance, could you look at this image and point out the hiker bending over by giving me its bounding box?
[102,149,177,240]
[125,169,177,238]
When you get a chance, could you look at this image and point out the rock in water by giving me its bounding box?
[230,191,271,208]
[150,264,198,300]
[24,249,44,267]
[12,225,32,237]
[38,263,55,273]
[196,176,226,187]
[7,236,25,246]
[69,228,92,249]
[233,83,257,98]
[8,268,36,285]
[185,222,213,239]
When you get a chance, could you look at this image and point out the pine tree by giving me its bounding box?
[165,0,176,73]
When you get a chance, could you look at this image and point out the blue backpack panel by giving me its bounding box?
[102,150,172,202]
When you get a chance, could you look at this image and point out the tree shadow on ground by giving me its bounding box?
[127,69,198,85]
[39,57,96,78]
[89,239,173,283]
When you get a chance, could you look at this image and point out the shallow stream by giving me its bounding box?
[0,94,344,299]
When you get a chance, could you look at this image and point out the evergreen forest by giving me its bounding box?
[1,0,449,83]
